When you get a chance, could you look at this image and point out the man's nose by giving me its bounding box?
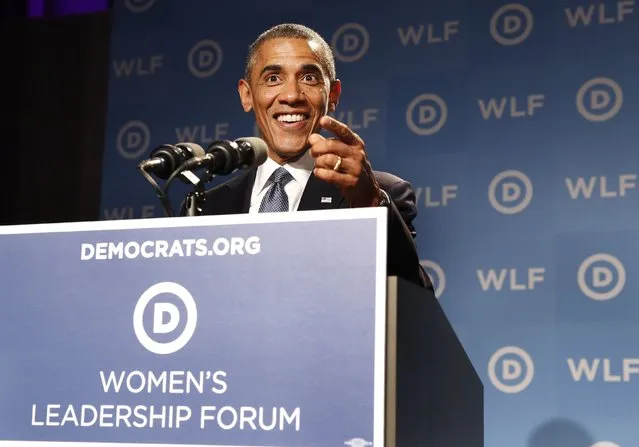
[279,79,304,103]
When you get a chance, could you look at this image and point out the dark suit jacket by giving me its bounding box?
[185,168,433,290]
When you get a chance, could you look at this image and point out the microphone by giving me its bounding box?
[182,137,269,177]
[138,142,206,179]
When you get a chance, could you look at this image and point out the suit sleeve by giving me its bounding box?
[383,179,434,291]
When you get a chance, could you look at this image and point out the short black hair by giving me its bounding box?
[244,23,337,82]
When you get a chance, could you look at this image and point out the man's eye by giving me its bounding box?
[303,74,319,83]
[266,75,279,82]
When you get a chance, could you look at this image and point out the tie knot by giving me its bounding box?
[270,167,293,186]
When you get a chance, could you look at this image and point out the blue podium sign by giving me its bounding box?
[0,208,388,447]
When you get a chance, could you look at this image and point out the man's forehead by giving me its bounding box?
[253,38,326,71]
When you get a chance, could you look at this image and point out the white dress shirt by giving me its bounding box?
[249,150,315,213]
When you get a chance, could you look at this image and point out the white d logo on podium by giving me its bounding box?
[133,282,198,355]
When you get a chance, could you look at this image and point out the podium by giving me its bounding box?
[0,207,482,446]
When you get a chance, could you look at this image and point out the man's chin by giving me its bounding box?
[270,146,310,163]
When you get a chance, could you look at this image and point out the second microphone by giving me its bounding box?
[183,137,269,177]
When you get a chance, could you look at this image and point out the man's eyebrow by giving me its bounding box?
[301,64,323,73]
[258,63,324,77]
[259,64,282,76]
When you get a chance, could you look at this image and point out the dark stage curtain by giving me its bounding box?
[0,11,110,225]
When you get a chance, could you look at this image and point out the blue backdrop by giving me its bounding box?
[100,1,639,445]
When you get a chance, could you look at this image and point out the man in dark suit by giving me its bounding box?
[194,23,432,290]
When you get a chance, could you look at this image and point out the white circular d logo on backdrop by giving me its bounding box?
[488,346,535,393]
[116,120,150,160]
[124,0,156,13]
[576,77,623,122]
[577,254,625,301]
[331,23,370,62]
[488,170,533,214]
[490,3,534,46]
[188,40,224,78]
[420,260,446,298]
[406,93,448,136]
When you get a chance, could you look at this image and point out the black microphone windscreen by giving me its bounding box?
[174,142,206,157]
[236,137,268,166]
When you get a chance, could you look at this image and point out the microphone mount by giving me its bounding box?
[137,137,268,217]
[137,142,206,217]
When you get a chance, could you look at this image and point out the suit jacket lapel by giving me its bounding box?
[212,170,346,215]
[298,173,347,211]
[239,168,257,213]
[206,168,256,215]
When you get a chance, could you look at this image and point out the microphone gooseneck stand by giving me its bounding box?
[136,163,175,217]
[138,158,212,217]
[162,160,210,217]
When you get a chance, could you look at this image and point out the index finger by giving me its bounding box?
[319,115,361,146]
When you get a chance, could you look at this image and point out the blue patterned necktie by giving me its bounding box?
[259,167,294,213]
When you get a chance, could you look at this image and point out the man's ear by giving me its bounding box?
[328,79,342,112]
[238,79,253,112]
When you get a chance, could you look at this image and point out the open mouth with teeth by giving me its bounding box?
[274,113,310,128]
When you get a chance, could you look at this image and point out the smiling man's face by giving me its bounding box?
[238,37,341,164]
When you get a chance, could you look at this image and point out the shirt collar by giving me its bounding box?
[254,149,314,194]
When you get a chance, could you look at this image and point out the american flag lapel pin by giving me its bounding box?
[321,197,332,204]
